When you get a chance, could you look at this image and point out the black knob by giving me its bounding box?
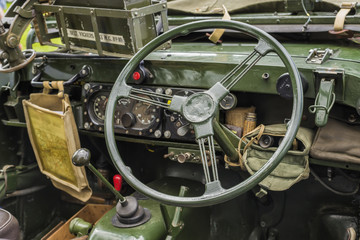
[276,73,308,99]
[121,113,136,128]
[72,148,91,167]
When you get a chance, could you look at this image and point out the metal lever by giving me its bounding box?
[72,148,125,202]
[72,148,151,228]
[31,65,91,88]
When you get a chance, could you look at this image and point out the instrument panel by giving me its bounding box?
[81,83,198,141]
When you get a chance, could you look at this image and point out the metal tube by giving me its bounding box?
[88,163,126,202]
[213,120,239,162]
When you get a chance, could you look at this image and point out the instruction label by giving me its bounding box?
[67,29,125,46]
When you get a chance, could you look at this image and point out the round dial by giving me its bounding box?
[86,87,161,135]
[115,98,133,126]
[132,95,157,125]
[91,92,109,122]
[220,93,237,110]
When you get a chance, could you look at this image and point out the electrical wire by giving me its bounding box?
[337,168,360,183]
[310,168,359,196]
[301,0,312,32]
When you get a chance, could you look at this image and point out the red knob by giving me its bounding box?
[113,174,123,192]
[132,71,141,81]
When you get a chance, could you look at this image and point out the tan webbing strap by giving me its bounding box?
[52,81,65,98]
[42,81,65,98]
[224,124,265,170]
[208,5,231,44]
[333,2,357,31]
[43,81,52,89]
[42,81,52,94]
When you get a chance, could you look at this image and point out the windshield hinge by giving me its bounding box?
[305,48,333,64]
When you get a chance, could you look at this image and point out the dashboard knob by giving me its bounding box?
[276,72,308,99]
[121,113,136,128]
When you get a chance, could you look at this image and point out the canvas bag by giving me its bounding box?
[310,118,360,164]
[22,81,92,202]
[242,124,314,191]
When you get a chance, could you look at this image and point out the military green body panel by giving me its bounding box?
[26,42,360,109]
[89,178,210,239]
[89,201,167,240]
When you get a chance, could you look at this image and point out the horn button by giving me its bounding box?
[183,93,215,123]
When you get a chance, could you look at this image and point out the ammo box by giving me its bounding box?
[33,0,169,57]
[41,204,113,240]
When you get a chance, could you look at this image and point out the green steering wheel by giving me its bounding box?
[105,20,303,207]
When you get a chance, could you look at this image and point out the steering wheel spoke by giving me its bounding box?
[116,86,173,109]
[220,39,274,91]
[129,93,169,109]
[197,135,219,183]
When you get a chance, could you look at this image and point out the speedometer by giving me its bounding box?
[93,94,108,121]
[88,92,110,123]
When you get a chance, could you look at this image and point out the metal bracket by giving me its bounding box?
[314,67,345,101]
[309,79,336,127]
[164,186,188,240]
[13,6,34,19]
[306,48,333,64]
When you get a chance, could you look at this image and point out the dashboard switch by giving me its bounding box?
[132,71,141,81]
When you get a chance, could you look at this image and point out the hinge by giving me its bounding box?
[306,48,333,64]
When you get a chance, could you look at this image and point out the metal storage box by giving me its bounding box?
[33,0,169,57]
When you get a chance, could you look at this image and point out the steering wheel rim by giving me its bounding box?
[105,20,303,207]
[0,49,36,73]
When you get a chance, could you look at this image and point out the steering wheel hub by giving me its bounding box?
[183,93,215,123]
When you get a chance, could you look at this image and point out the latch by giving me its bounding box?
[306,48,333,64]
[309,79,335,127]
[309,68,345,127]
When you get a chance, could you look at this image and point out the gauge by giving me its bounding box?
[89,92,110,123]
[115,98,133,126]
[113,91,161,135]
[132,95,157,125]
[84,85,161,136]
[162,88,197,139]
[118,98,131,107]
[220,93,237,110]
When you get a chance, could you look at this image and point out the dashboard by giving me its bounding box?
[81,82,239,142]
[81,83,199,142]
